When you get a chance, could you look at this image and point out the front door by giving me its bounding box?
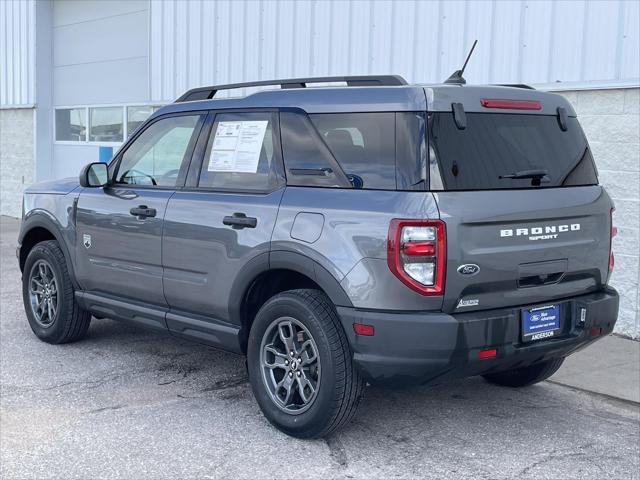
[75,112,206,309]
[162,111,285,344]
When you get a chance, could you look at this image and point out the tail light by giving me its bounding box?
[387,219,446,295]
[609,208,617,276]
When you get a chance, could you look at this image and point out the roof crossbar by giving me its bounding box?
[174,75,408,102]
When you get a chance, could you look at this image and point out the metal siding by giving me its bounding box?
[1,0,35,107]
[621,0,640,81]
[149,0,639,103]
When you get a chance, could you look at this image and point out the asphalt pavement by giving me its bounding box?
[1,216,638,480]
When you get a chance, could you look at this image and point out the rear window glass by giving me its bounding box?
[429,113,598,190]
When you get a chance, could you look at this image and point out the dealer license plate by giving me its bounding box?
[522,304,561,342]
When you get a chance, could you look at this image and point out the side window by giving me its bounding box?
[197,112,284,192]
[280,112,351,188]
[115,114,203,187]
[309,113,396,190]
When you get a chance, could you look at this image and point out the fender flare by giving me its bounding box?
[19,212,79,289]
[228,250,353,327]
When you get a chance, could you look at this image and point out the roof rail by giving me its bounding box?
[494,83,536,90]
[175,75,408,102]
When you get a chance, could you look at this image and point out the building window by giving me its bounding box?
[89,107,124,142]
[55,104,163,144]
[55,108,87,141]
[127,106,154,137]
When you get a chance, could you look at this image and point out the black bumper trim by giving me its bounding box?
[337,288,619,385]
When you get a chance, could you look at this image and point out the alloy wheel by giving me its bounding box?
[260,317,321,414]
[28,259,59,328]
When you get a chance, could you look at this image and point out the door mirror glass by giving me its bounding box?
[80,162,109,187]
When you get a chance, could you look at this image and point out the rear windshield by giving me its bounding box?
[428,113,598,190]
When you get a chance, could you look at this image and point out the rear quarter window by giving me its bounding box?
[310,113,396,190]
[280,111,426,191]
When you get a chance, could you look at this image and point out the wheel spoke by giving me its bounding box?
[299,339,318,366]
[296,373,316,404]
[278,321,295,353]
[264,345,288,370]
[49,299,57,318]
[38,262,47,280]
[277,374,295,406]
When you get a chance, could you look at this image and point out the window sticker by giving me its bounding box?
[207,121,268,173]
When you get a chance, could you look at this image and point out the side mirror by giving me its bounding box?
[79,162,109,188]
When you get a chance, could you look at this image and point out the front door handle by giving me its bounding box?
[223,212,257,229]
[130,205,157,219]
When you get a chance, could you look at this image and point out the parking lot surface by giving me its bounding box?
[1,216,639,480]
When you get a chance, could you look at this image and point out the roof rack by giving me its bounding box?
[494,84,536,90]
[175,75,408,102]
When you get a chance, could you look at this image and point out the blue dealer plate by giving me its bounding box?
[522,304,561,342]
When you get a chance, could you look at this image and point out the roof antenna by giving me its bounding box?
[444,40,477,85]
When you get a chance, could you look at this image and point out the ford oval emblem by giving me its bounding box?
[457,264,480,276]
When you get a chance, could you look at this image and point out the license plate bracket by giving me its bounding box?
[521,304,561,342]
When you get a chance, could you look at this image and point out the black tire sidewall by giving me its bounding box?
[247,292,343,437]
[22,242,72,343]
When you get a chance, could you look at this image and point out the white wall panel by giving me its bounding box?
[0,0,35,107]
[149,0,640,103]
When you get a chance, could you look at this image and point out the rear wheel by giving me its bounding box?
[22,240,91,344]
[247,289,364,438]
[482,358,565,387]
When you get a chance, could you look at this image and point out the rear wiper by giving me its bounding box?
[499,169,549,181]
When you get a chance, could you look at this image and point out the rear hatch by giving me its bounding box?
[427,94,612,314]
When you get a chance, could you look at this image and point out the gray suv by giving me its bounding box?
[17,75,619,438]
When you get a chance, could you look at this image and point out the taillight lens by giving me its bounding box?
[387,219,446,295]
[609,208,617,276]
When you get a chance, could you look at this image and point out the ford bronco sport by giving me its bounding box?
[18,75,619,438]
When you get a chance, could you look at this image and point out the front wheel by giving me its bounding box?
[482,358,565,388]
[247,289,364,439]
[22,240,91,344]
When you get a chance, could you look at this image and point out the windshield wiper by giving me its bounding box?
[499,169,549,181]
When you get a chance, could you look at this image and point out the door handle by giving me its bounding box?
[223,212,257,229]
[130,205,157,219]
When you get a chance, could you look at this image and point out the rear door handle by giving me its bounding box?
[130,205,157,219]
[223,212,257,229]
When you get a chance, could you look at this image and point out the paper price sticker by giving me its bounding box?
[207,121,268,173]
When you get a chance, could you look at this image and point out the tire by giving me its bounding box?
[22,240,91,344]
[247,289,364,439]
[482,358,565,388]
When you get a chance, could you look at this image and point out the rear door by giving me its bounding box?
[75,112,205,311]
[162,110,285,342]
[428,110,612,314]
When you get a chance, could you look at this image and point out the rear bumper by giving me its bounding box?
[337,287,619,386]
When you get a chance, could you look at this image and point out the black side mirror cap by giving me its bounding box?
[79,162,109,188]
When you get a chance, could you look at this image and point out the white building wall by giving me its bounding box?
[0,109,34,218]
[558,89,639,338]
[51,0,149,106]
[148,0,640,102]
[0,0,35,107]
[50,0,149,179]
